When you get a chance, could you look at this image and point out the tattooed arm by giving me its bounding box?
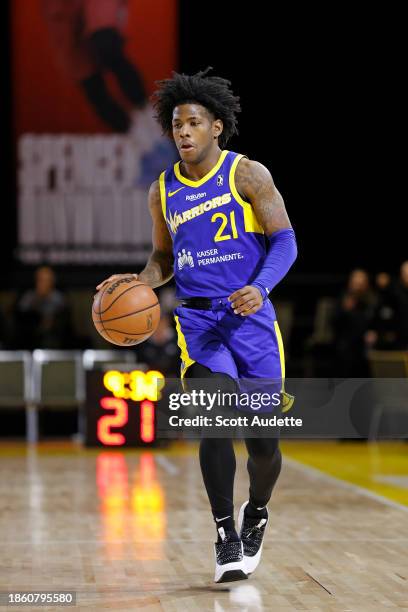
[139,180,174,287]
[96,180,174,291]
[234,157,292,234]
[228,158,297,316]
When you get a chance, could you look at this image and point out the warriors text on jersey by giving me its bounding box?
[159,150,269,300]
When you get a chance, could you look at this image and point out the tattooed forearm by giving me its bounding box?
[235,158,292,235]
[139,249,174,288]
[139,179,175,287]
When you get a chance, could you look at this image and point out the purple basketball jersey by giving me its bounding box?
[159,150,269,299]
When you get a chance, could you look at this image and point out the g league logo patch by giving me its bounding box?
[217,174,224,187]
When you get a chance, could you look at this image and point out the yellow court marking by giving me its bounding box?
[281,440,408,508]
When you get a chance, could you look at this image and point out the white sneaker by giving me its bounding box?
[237,501,268,575]
[214,526,248,583]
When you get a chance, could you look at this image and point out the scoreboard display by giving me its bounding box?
[85,369,165,447]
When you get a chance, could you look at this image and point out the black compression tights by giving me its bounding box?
[185,362,282,519]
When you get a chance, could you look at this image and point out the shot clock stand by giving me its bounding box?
[84,365,165,448]
[0,348,165,445]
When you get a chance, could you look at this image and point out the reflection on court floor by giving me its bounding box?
[0,440,407,610]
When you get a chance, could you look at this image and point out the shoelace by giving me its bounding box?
[242,518,267,551]
[216,539,242,564]
[216,528,243,564]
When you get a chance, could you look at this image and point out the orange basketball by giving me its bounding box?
[92,277,160,346]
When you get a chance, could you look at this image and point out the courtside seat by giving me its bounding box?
[368,350,408,378]
[308,297,336,347]
[82,349,136,370]
[29,350,85,442]
[0,350,31,408]
[366,350,408,439]
[0,350,33,441]
[31,349,85,407]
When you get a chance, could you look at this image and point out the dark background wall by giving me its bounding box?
[1,1,15,287]
[178,3,404,276]
[0,1,404,286]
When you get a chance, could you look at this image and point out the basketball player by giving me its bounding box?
[97,68,297,582]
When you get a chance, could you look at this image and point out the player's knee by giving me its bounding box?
[247,439,281,461]
[249,446,282,479]
[184,363,238,396]
[200,437,233,453]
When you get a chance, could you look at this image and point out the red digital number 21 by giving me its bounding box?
[97,397,128,445]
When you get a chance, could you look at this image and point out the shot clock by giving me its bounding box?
[85,368,165,447]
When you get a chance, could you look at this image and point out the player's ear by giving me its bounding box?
[213,119,223,139]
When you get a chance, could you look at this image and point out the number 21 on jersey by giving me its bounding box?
[211,211,238,242]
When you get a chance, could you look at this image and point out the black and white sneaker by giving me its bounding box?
[214,526,248,583]
[237,501,269,575]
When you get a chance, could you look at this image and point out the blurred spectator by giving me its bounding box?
[394,261,408,349]
[332,269,376,376]
[12,266,72,349]
[365,272,399,350]
[138,314,179,377]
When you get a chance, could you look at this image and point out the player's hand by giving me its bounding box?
[228,285,263,316]
[95,273,138,292]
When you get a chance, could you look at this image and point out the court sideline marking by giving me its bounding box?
[284,455,408,514]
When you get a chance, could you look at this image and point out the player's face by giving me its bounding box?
[172,104,221,162]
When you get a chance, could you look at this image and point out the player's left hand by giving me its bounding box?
[228,285,263,316]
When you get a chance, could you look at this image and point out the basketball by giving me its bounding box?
[92,276,160,346]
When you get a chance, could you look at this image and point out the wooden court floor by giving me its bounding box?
[0,440,408,611]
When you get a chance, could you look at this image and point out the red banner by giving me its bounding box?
[12,0,178,135]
